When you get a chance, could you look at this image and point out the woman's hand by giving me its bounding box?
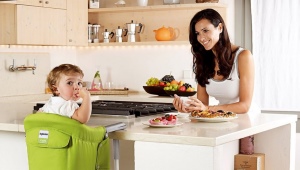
[185,96,208,111]
[172,94,189,113]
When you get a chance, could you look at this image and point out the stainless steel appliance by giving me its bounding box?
[33,100,176,119]
[103,29,114,43]
[114,26,124,43]
[125,20,143,42]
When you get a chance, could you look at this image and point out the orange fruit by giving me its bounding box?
[170,80,178,85]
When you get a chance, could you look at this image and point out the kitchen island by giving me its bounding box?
[0,93,297,170]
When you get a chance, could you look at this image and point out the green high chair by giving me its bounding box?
[24,113,126,170]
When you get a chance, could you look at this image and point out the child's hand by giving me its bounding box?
[79,87,90,99]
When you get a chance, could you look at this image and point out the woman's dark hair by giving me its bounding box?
[189,8,233,87]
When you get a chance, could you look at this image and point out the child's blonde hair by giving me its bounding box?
[47,64,84,96]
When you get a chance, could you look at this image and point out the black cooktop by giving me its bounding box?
[33,100,176,117]
[91,100,176,117]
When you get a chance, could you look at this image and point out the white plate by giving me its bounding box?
[142,122,183,128]
[165,112,189,118]
[189,116,238,122]
[164,112,179,116]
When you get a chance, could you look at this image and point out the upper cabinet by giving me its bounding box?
[16,0,66,9]
[88,1,227,46]
[0,0,87,46]
[66,0,88,46]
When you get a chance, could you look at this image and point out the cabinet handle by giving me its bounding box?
[69,39,73,42]
[45,1,49,4]
[39,0,42,3]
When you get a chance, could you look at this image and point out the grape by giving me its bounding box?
[161,75,175,83]
[183,83,192,89]
[146,77,160,86]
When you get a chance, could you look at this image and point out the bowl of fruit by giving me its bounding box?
[143,77,168,96]
[144,74,196,97]
[164,81,197,97]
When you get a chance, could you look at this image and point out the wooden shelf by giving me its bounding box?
[88,41,190,46]
[88,2,227,47]
[0,1,16,4]
[88,3,226,13]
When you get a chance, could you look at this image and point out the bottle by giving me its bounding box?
[91,70,103,90]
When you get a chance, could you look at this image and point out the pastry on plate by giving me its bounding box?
[190,109,236,118]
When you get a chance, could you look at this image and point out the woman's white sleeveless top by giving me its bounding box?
[206,47,260,114]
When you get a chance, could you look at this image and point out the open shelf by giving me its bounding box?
[88,3,226,13]
[88,41,190,46]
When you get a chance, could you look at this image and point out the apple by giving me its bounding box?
[159,81,166,87]
[178,86,186,92]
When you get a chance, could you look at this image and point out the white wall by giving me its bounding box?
[0,0,235,96]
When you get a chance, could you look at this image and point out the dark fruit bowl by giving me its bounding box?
[164,90,197,97]
[143,86,168,96]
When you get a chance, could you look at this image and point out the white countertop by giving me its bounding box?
[0,93,297,147]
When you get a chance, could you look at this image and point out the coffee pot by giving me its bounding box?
[102,29,115,43]
[114,26,125,43]
[124,20,143,42]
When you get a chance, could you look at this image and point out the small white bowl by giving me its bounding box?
[180,97,192,107]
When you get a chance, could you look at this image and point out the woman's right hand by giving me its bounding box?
[173,94,189,113]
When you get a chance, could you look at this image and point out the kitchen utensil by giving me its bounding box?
[89,0,100,8]
[115,0,126,7]
[153,26,179,41]
[163,0,180,4]
[114,26,124,43]
[102,29,115,43]
[92,24,101,43]
[88,24,93,43]
[124,20,143,42]
[137,0,148,6]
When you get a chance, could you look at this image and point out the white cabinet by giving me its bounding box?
[0,2,66,45]
[0,0,88,46]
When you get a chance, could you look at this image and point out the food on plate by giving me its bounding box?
[190,110,236,118]
[149,114,177,125]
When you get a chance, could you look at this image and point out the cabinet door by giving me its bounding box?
[43,0,66,9]
[66,0,88,46]
[0,4,16,44]
[17,0,43,7]
[43,7,66,45]
[16,5,43,45]
[16,5,66,45]
[17,0,66,9]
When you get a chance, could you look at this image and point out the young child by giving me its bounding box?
[38,64,91,123]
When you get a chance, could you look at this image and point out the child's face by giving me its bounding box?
[55,73,83,101]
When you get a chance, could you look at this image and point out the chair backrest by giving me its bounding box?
[24,113,110,170]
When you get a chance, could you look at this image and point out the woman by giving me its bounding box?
[173,8,258,114]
